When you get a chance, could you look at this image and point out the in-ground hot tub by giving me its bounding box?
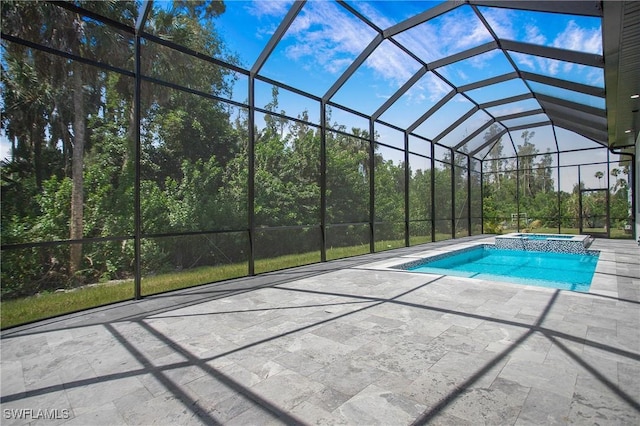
[495,233,592,254]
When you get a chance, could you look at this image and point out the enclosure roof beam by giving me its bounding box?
[372,67,427,121]
[477,93,534,109]
[469,127,508,157]
[407,90,456,134]
[454,119,497,151]
[536,94,606,117]
[501,40,604,68]
[550,115,606,136]
[429,41,498,70]
[468,0,602,17]
[252,1,305,75]
[136,1,152,33]
[433,106,479,144]
[506,121,552,134]
[541,102,607,128]
[384,1,462,37]
[458,72,518,93]
[495,109,545,122]
[551,118,609,146]
[324,34,384,102]
[521,72,605,98]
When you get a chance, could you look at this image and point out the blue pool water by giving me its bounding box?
[407,245,599,292]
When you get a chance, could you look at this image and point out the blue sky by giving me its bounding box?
[210,1,605,153]
[0,1,606,162]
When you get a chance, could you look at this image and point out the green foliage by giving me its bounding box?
[483,221,503,235]
[326,133,369,225]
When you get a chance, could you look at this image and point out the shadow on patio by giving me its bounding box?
[1,238,639,425]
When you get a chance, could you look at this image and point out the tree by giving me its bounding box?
[484,124,504,176]
[1,0,241,293]
[326,131,370,230]
[595,171,604,188]
[609,166,631,228]
[534,150,554,193]
[517,130,537,198]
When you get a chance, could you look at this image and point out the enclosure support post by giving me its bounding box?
[320,101,327,262]
[404,132,410,247]
[451,147,455,240]
[431,143,436,242]
[557,152,561,234]
[480,164,484,234]
[133,0,151,300]
[578,165,583,235]
[516,157,521,232]
[467,154,472,236]
[133,32,142,300]
[248,76,256,275]
[369,118,375,253]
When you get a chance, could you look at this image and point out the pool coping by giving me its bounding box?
[496,232,590,242]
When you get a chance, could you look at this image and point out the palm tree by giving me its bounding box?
[1,1,135,279]
[595,171,604,188]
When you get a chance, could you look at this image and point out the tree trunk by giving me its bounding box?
[70,64,85,281]
[56,100,72,176]
[32,119,43,189]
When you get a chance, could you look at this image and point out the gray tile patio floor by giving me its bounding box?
[1,236,639,425]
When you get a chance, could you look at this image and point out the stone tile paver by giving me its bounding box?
[1,237,638,425]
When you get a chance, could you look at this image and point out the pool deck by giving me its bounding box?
[1,236,639,425]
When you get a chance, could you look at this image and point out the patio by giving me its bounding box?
[1,236,639,425]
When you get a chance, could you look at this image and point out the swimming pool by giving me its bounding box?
[394,244,599,292]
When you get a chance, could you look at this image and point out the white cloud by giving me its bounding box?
[364,41,416,85]
[392,6,493,64]
[325,57,353,74]
[468,49,502,69]
[255,22,279,41]
[412,72,451,104]
[511,51,564,77]
[542,56,560,76]
[285,42,314,61]
[284,1,372,75]
[585,68,604,86]
[246,0,293,19]
[513,50,605,90]
[562,61,574,74]
[552,20,602,54]
[524,24,546,45]
[351,1,395,29]
[392,28,440,63]
[280,1,422,90]
[245,1,294,41]
[479,7,515,40]
[511,52,535,70]
[456,69,469,81]
[438,10,493,51]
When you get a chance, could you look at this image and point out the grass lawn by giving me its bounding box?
[1,243,384,329]
[1,230,633,329]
